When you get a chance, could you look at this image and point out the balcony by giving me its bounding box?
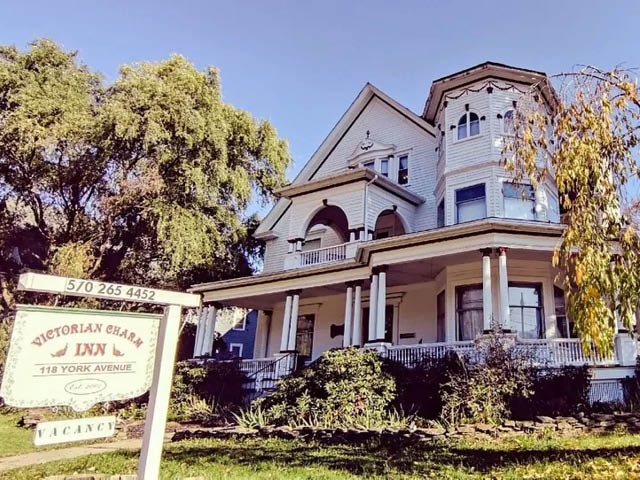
[284,241,359,269]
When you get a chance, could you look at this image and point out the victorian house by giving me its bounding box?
[189,62,637,402]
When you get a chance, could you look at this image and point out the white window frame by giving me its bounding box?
[232,313,247,331]
[455,112,481,142]
[229,343,243,357]
[397,154,409,186]
[455,183,487,224]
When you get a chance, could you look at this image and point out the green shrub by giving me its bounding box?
[621,359,640,411]
[256,347,396,427]
[510,365,590,418]
[171,360,247,411]
[440,331,533,426]
[384,352,465,420]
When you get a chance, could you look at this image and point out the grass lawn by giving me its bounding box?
[2,432,640,479]
[0,413,36,457]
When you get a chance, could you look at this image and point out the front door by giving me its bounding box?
[362,305,394,343]
[295,314,315,363]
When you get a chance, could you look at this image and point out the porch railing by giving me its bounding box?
[242,352,297,402]
[515,338,617,367]
[384,341,477,367]
[299,242,348,266]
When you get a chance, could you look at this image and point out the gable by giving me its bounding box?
[255,85,436,237]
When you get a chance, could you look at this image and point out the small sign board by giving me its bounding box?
[0,305,161,411]
[34,416,116,446]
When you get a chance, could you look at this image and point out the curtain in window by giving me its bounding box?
[457,286,483,341]
[458,115,468,140]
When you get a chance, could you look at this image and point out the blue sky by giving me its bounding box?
[3,1,639,215]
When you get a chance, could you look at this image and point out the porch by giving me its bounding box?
[189,219,638,395]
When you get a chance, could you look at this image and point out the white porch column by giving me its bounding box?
[376,268,387,341]
[295,239,303,252]
[192,307,205,357]
[481,249,493,331]
[349,231,356,242]
[287,291,301,351]
[202,304,218,356]
[343,284,354,347]
[368,274,379,342]
[352,282,363,346]
[279,295,293,352]
[498,247,510,329]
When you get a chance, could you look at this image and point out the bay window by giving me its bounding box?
[503,183,535,220]
[456,285,484,341]
[456,184,486,223]
[509,283,545,339]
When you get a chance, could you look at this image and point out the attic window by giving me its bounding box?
[457,112,480,140]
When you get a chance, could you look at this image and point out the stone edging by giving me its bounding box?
[172,412,640,444]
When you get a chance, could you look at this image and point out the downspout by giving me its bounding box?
[363,174,378,241]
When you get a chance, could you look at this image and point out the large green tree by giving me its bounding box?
[505,66,640,353]
[0,39,290,312]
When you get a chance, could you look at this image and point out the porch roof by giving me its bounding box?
[189,218,564,307]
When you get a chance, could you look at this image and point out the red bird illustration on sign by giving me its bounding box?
[113,345,125,357]
[51,344,68,358]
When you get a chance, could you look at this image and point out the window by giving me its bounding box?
[456,184,486,223]
[362,305,394,343]
[503,109,514,134]
[509,283,545,339]
[380,157,389,177]
[554,286,575,338]
[232,313,247,331]
[437,199,445,228]
[456,285,483,340]
[503,183,535,220]
[363,160,374,170]
[229,343,243,358]
[295,314,315,363]
[548,193,560,223]
[457,112,480,140]
[302,238,321,251]
[398,155,409,185]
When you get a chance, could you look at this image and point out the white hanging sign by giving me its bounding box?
[34,416,116,446]
[0,305,161,411]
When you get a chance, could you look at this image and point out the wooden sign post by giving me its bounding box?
[8,272,201,480]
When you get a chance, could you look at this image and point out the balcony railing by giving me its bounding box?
[299,242,348,266]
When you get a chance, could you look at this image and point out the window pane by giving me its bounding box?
[503,110,514,134]
[503,183,534,199]
[469,113,479,136]
[457,114,467,140]
[457,199,486,223]
[456,184,485,203]
[504,197,535,220]
[509,285,541,307]
[363,161,374,169]
[380,158,389,177]
[398,155,408,185]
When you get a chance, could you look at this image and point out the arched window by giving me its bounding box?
[457,112,480,140]
[503,109,514,134]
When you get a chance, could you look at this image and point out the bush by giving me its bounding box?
[171,360,247,412]
[384,352,465,420]
[440,330,533,426]
[511,365,590,418]
[256,347,396,427]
